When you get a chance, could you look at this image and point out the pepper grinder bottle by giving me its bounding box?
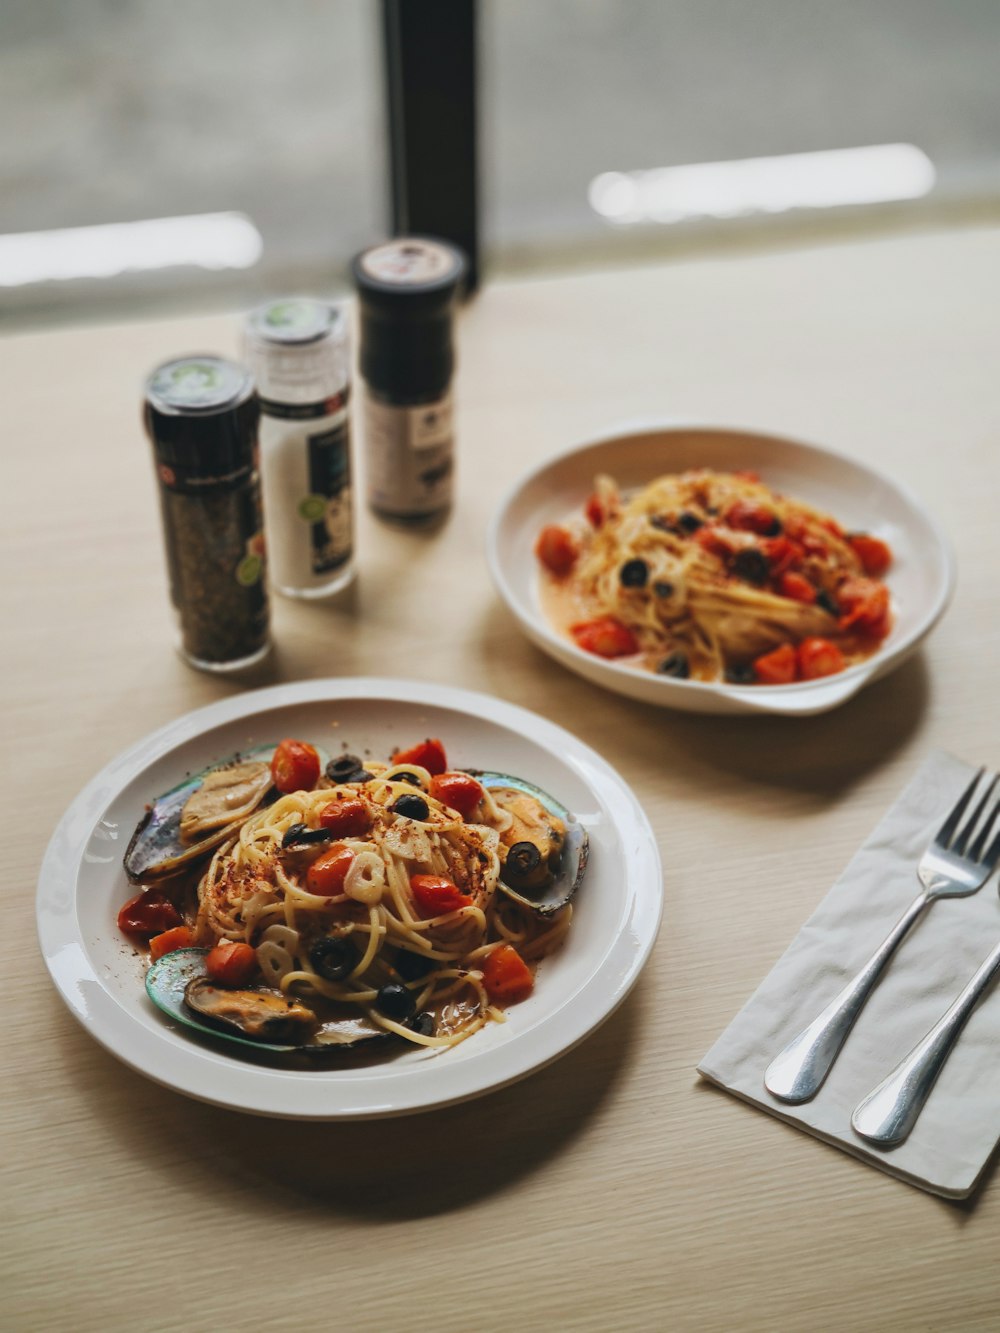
[243,298,355,598]
[143,355,270,672]
[351,237,466,523]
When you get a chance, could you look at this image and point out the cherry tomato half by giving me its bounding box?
[482,944,534,1006]
[571,617,639,659]
[391,738,448,776]
[837,578,892,639]
[205,940,258,986]
[724,499,781,536]
[318,797,372,838]
[777,571,816,603]
[797,636,846,680]
[271,739,321,794]
[306,844,356,897]
[848,533,892,578]
[429,772,485,817]
[409,874,474,916]
[535,524,580,576]
[117,889,182,936]
[753,642,797,685]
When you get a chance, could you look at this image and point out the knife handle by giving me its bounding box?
[852,938,1000,1147]
[764,892,928,1104]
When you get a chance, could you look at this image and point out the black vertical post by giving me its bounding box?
[381,0,479,293]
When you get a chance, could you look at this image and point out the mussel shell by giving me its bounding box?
[145,949,388,1053]
[123,744,326,884]
[470,771,589,916]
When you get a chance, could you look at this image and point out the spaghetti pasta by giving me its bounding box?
[124,739,579,1054]
[536,469,893,684]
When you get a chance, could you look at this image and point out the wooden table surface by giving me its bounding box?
[4,225,1000,1332]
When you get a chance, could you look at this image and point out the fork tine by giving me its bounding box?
[969,790,1000,862]
[935,768,985,848]
[954,774,999,855]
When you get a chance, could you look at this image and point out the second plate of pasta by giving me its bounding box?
[487,424,954,715]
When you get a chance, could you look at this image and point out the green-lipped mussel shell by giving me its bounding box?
[145,949,388,1053]
[471,771,589,916]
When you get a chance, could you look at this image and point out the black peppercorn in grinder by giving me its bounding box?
[352,237,467,523]
[143,355,270,672]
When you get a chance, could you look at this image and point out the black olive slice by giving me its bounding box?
[392,770,424,787]
[725,662,757,685]
[732,548,769,586]
[657,652,690,678]
[678,511,703,533]
[326,754,365,782]
[376,983,416,1021]
[506,840,542,881]
[282,824,334,849]
[619,558,649,588]
[308,936,355,981]
[409,1011,436,1037]
[816,589,839,615]
[392,793,429,821]
[396,949,434,981]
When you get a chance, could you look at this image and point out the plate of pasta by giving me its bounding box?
[36,679,661,1119]
[488,424,954,715]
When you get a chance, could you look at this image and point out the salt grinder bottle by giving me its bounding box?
[143,355,270,672]
[351,237,466,523]
[243,299,355,597]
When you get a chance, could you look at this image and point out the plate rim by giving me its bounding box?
[486,420,956,714]
[36,677,663,1120]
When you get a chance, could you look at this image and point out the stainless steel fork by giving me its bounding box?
[764,769,1000,1104]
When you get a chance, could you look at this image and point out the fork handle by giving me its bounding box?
[851,938,1000,1146]
[764,892,929,1103]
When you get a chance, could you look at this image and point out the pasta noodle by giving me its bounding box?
[536,469,893,684]
[130,747,577,1053]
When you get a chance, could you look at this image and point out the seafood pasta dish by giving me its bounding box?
[118,736,586,1055]
[535,469,893,685]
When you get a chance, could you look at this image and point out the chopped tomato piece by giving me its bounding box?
[305,844,356,896]
[848,533,892,577]
[149,925,197,961]
[694,525,732,560]
[318,797,372,838]
[783,516,831,557]
[753,642,798,685]
[391,738,448,776]
[482,944,535,1006]
[429,772,485,817]
[797,636,846,679]
[410,873,473,916]
[777,571,816,603]
[535,524,580,576]
[271,739,321,794]
[838,578,892,639]
[571,617,639,658]
[584,493,606,528]
[761,535,804,577]
[205,940,258,987]
[117,889,182,936]
[724,499,781,535]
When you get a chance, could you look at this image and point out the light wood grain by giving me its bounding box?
[4,227,1000,1333]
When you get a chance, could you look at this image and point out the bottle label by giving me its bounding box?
[306,418,353,573]
[364,392,453,516]
[259,410,353,590]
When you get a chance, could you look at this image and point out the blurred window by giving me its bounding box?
[2,1,999,325]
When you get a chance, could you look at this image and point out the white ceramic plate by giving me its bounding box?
[36,679,661,1119]
[487,424,955,716]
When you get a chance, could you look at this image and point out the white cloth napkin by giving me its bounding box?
[698,751,1000,1199]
